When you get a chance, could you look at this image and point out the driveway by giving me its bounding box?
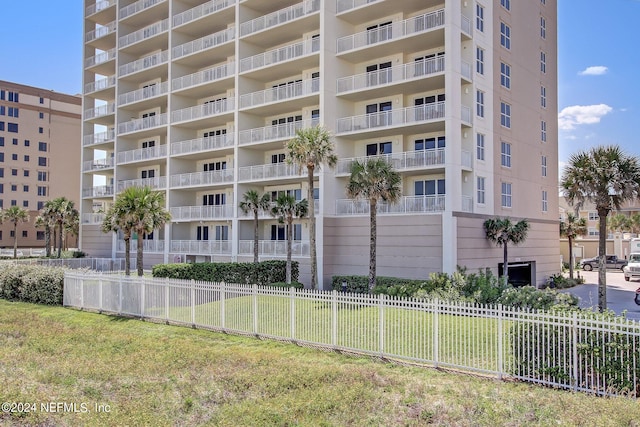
[562,270,640,321]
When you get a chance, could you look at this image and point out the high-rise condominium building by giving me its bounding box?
[0,80,81,250]
[80,0,559,287]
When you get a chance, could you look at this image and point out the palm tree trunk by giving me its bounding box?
[137,233,144,277]
[57,221,63,258]
[503,242,509,282]
[598,211,608,312]
[13,222,18,259]
[286,216,293,284]
[568,236,574,279]
[308,166,317,289]
[369,199,377,292]
[253,211,259,264]
[124,236,131,276]
[45,225,51,257]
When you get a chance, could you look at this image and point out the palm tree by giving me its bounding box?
[562,145,640,311]
[483,217,530,282]
[560,213,587,279]
[3,206,29,259]
[48,197,76,258]
[286,125,337,289]
[102,200,135,276]
[239,189,271,263]
[270,194,308,284]
[346,158,402,292]
[629,213,640,236]
[607,213,630,234]
[35,203,56,257]
[63,208,80,250]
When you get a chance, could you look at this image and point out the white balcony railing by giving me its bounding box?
[172,0,236,28]
[120,0,165,21]
[337,102,445,134]
[117,145,167,164]
[170,240,231,255]
[238,162,305,182]
[239,118,318,146]
[336,0,383,14]
[337,9,444,53]
[84,130,115,146]
[461,106,472,125]
[118,239,165,253]
[171,134,234,156]
[83,186,114,198]
[83,157,115,172]
[336,195,445,215]
[85,21,117,43]
[170,205,233,221]
[85,75,116,94]
[240,0,320,37]
[85,48,117,68]
[118,113,168,134]
[172,27,235,60]
[118,50,168,77]
[240,78,319,109]
[237,202,319,219]
[461,150,472,169]
[336,149,445,174]
[461,14,471,36]
[118,81,168,106]
[170,169,234,188]
[461,196,473,213]
[117,176,167,192]
[84,103,116,120]
[337,56,444,94]
[172,62,234,91]
[240,38,320,73]
[119,19,169,49]
[86,0,116,17]
[82,213,106,224]
[461,61,472,81]
[171,98,234,123]
[238,240,310,257]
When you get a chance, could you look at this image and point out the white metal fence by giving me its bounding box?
[63,272,640,397]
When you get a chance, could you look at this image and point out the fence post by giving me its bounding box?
[572,311,579,392]
[433,298,439,368]
[379,293,385,357]
[252,284,258,335]
[497,304,503,380]
[332,290,338,348]
[290,287,296,341]
[140,276,146,319]
[220,282,226,331]
[191,279,196,327]
[164,278,170,323]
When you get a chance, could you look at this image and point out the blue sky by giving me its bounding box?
[0,0,638,170]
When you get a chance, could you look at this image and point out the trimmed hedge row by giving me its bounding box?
[0,265,66,305]
[152,260,298,286]
[331,275,434,297]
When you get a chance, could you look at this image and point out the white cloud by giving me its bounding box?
[579,66,608,76]
[558,104,613,130]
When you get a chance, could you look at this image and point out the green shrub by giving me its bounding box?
[330,276,434,296]
[0,265,66,305]
[498,286,578,311]
[72,250,87,258]
[267,281,304,289]
[543,273,584,289]
[152,261,297,286]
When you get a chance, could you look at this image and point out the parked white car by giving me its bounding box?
[623,253,640,282]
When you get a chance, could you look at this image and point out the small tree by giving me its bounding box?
[270,194,308,284]
[628,213,640,235]
[3,206,29,259]
[346,158,402,292]
[483,217,530,282]
[35,204,56,257]
[607,213,630,234]
[239,189,271,263]
[560,213,587,279]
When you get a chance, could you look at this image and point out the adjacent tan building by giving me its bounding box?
[0,80,81,250]
[80,0,559,287]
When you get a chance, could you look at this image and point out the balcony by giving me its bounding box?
[118,50,168,78]
[118,81,169,106]
[84,75,116,94]
[118,19,169,50]
[239,78,319,111]
[336,102,445,136]
[118,113,168,135]
[171,98,235,125]
[240,0,320,45]
[84,102,116,121]
[238,240,310,257]
[117,176,167,192]
[238,162,306,182]
[170,240,231,255]
[86,0,116,18]
[461,106,472,126]
[119,0,167,21]
[172,0,236,28]
[239,38,319,77]
[239,118,318,146]
[172,27,235,65]
[461,196,473,213]
[170,205,234,221]
[83,130,115,146]
[336,149,445,175]
[336,56,445,99]
[336,195,445,215]
[237,203,319,219]
[117,144,167,165]
[172,62,234,94]
[171,134,234,157]
[85,48,117,71]
[336,9,444,58]
[336,0,383,14]
[118,239,165,253]
[82,213,106,224]
[83,157,115,172]
[85,21,117,45]
[83,186,114,198]
[170,169,234,189]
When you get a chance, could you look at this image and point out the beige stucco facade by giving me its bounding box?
[81,0,559,287]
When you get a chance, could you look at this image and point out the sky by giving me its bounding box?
[0,0,638,173]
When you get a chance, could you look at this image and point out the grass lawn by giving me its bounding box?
[1,300,639,426]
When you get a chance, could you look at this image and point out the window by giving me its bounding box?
[500,102,511,128]
[8,123,18,133]
[10,200,16,207]
[501,142,511,167]
[476,47,484,75]
[203,161,226,172]
[21,230,27,238]
[0,122,3,131]
[37,186,47,196]
[542,190,548,212]
[541,155,547,177]
[23,185,29,192]
[540,16,546,39]
[415,179,445,196]
[415,137,445,152]
[540,51,546,73]
[202,193,226,206]
[588,212,598,221]
[0,106,4,115]
[0,168,3,177]
[501,0,510,10]
[39,112,44,119]
[11,184,17,191]
[366,141,392,156]
[39,97,44,104]
[196,226,209,241]
[476,90,484,117]
[476,133,485,161]
[38,157,47,166]
[24,139,29,146]
[8,107,18,118]
[271,153,286,164]
[24,155,29,162]
[365,101,392,127]
[541,86,547,108]
[8,92,19,102]
[11,154,17,161]
[39,142,47,152]
[270,224,301,241]
[38,171,47,181]
[541,121,547,142]
[366,21,392,45]
[12,138,17,145]
[0,183,3,192]
[0,137,3,146]
[500,22,511,49]
[501,182,512,208]
[365,61,392,86]
[141,169,156,178]
[23,201,28,208]
[37,201,44,210]
[477,177,486,204]
[0,153,3,162]
[11,169,17,176]
[23,170,29,177]
[476,4,484,32]
[37,231,45,241]
[215,225,229,241]
[38,127,43,134]
[500,63,511,88]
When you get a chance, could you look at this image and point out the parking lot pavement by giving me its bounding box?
[562,270,640,321]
